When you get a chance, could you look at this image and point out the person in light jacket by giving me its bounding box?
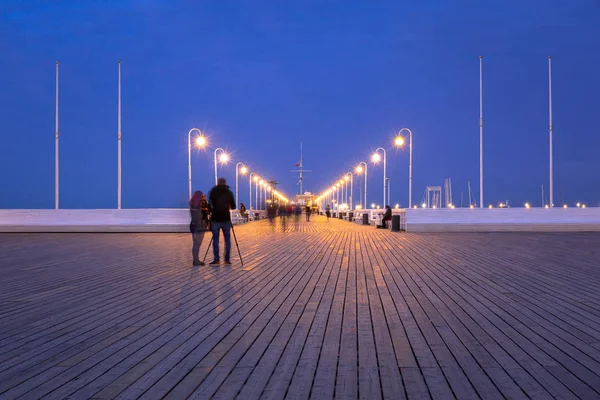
[189,190,208,266]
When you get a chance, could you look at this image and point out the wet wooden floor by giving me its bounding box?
[1,216,600,399]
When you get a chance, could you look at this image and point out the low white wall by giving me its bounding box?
[405,208,600,232]
[0,209,252,233]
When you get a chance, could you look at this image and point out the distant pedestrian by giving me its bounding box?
[209,177,236,265]
[305,205,311,221]
[189,190,208,266]
[239,202,248,222]
[381,205,392,228]
[325,205,331,220]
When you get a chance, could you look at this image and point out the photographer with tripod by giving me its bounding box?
[208,177,236,265]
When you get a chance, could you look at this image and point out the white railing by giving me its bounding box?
[0,209,256,233]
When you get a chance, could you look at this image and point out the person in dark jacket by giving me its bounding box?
[305,205,312,221]
[381,205,392,228]
[189,190,207,266]
[208,177,236,265]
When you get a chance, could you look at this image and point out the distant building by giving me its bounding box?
[292,191,316,207]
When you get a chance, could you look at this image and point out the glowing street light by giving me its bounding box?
[355,162,367,211]
[396,128,414,208]
[213,148,228,186]
[249,173,258,211]
[187,127,207,199]
[195,136,206,147]
[372,147,387,207]
[344,172,353,209]
[235,162,247,210]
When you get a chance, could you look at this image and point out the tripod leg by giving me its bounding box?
[230,221,244,266]
[202,234,213,263]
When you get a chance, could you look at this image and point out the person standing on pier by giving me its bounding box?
[305,204,312,221]
[325,205,331,220]
[209,177,236,265]
[189,191,208,266]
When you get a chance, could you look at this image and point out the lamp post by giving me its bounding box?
[55,62,59,209]
[372,148,386,207]
[396,128,413,208]
[356,162,367,209]
[259,180,264,210]
[345,172,353,209]
[213,148,228,186]
[235,162,247,210]
[249,173,257,211]
[117,61,122,209]
[187,128,206,199]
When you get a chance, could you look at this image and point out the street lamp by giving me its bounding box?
[249,173,258,211]
[187,128,207,199]
[356,162,367,209]
[235,162,247,210]
[396,128,413,208]
[213,148,228,186]
[344,173,353,209]
[372,147,387,207]
[259,180,264,210]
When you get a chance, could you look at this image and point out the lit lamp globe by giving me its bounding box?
[195,136,207,147]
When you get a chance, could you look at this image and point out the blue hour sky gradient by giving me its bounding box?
[0,0,599,209]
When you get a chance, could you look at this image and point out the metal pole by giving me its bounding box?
[188,130,192,200]
[213,147,225,186]
[409,130,413,208]
[479,55,484,208]
[359,162,367,209]
[548,56,554,207]
[214,149,218,186]
[249,173,254,211]
[55,62,59,209]
[384,149,387,207]
[117,60,122,209]
[235,165,239,210]
[387,178,390,206]
[350,173,353,209]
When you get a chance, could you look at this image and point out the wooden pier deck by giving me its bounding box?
[1,216,600,399]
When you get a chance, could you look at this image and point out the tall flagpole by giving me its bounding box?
[548,56,553,207]
[479,55,484,208]
[117,60,122,209]
[55,62,59,209]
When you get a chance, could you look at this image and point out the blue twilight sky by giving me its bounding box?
[0,0,599,209]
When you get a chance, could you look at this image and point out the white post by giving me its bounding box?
[384,150,387,207]
[548,56,553,207]
[213,147,225,186]
[409,131,413,208]
[479,55,484,208]
[55,62,59,209]
[249,173,254,211]
[188,130,191,200]
[117,60,122,209]
[350,173,353,209]
[387,178,390,206]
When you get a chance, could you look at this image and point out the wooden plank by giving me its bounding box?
[1,220,600,399]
